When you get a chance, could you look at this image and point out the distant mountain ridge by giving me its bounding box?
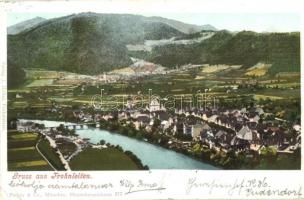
[145,16,217,33]
[7,12,300,76]
[7,13,188,74]
[7,17,46,35]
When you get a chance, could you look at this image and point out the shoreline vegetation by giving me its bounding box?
[95,118,300,170]
[11,116,300,170]
[8,124,148,171]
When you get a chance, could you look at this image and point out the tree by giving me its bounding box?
[135,132,143,140]
[7,62,26,89]
[192,143,202,157]
[152,118,161,133]
[257,146,278,169]
[128,129,135,137]
[57,124,65,132]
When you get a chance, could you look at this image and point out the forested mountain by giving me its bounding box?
[7,12,300,77]
[145,31,300,74]
[8,13,187,74]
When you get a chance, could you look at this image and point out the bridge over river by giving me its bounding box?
[19,119,100,131]
[47,122,101,131]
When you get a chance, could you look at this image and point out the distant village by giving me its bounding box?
[54,59,203,85]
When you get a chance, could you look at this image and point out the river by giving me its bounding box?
[19,119,219,170]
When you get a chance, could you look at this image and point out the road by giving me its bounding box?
[36,138,57,171]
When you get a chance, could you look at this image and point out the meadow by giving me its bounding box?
[69,147,139,170]
[7,131,53,171]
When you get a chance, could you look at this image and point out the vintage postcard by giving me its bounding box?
[0,0,303,199]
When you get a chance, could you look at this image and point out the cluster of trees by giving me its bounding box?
[237,82,267,90]
[7,62,26,89]
[218,95,256,109]
[257,146,301,169]
[189,142,247,169]
[261,98,300,124]
[55,124,77,136]
[124,150,149,170]
[190,142,301,169]
[174,133,192,141]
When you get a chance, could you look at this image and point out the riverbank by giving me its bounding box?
[13,118,300,169]
[13,120,149,171]
[14,117,224,169]
[7,112,252,169]
[67,127,219,169]
[96,119,226,169]
[16,119,219,169]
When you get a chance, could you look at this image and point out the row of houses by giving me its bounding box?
[72,99,301,153]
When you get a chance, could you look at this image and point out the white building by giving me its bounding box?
[148,98,165,112]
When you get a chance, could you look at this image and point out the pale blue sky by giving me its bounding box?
[7,12,300,32]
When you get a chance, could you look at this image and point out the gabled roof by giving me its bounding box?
[202,123,211,130]
[255,107,264,115]
[236,126,252,140]
[208,115,218,122]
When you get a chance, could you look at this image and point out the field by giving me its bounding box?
[26,79,54,87]
[201,64,241,73]
[7,66,301,115]
[7,65,300,124]
[69,147,139,170]
[7,131,53,171]
[245,63,272,77]
[25,69,66,79]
